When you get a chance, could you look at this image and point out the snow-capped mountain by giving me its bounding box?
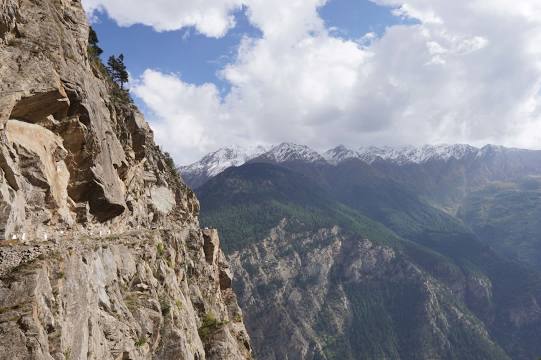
[180,143,325,188]
[323,145,361,164]
[325,144,479,165]
[256,143,326,163]
[357,144,479,164]
[179,143,539,189]
[184,145,268,177]
[178,145,268,188]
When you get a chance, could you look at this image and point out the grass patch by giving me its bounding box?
[156,243,165,257]
[198,313,228,342]
[105,235,120,242]
[135,337,147,347]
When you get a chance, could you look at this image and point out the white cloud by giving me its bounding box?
[99,0,541,163]
[82,0,243,37]
[390,3,443,24]
[131,70,225,161]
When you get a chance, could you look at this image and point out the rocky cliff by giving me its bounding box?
[0,0,251,358]
[230,223,508,360]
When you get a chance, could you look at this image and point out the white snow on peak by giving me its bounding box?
[323,144,477,165]
[323,145,360,164]
[260,143,325,163]
[179,143,325,179]
[181,143,486,180]
[356,144,478,164]
[179,145,268,177]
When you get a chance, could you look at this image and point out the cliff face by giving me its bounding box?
[0,0,196,234]
[0,0,252,359]
[230,223,507,360]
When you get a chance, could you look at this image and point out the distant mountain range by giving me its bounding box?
[180,143,541,360]
[180,143,541,189]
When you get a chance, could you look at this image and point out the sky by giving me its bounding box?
[82,0,541,165]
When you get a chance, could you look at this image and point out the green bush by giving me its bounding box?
[135,337,146,347]
[198,313,228,341]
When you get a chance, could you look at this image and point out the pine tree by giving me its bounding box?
[88,27,103,57]
[107,55,118,83]
[117,54,129,89]
[107,54,129,89]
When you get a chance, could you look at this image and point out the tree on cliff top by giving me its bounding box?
[107,54,129,90]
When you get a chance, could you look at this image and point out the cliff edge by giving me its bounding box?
[0,0,252,358]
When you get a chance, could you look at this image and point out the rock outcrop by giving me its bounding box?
[0,0,252,358]
[0,0,200,237]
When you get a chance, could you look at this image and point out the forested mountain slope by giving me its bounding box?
[195,157,541,359]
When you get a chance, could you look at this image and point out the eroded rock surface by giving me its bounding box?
[0,227,252,360]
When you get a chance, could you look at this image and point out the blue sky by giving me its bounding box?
[91,8,259,92]
[91,0,408,96]
[83,0,541,164]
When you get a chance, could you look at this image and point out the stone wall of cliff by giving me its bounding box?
[0,0,252,358]
[0,0,199,237]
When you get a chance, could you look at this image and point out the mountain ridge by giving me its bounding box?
[180,143,541,189]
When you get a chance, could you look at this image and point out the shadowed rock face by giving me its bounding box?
[0,0,252,358]
[9,89,70,123]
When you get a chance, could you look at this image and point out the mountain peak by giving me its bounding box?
[259,143,325,163]
[323,145,360,164]
[180,145,268,178]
